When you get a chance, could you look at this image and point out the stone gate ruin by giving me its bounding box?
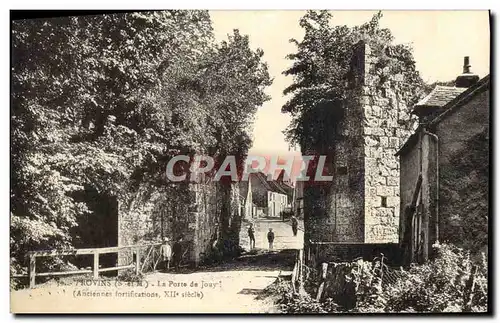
[303,41,418,264]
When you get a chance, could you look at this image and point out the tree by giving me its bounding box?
[198,29,272,256]
[282,11,425,150]
[11,11,214,266]
[11,11,272,270]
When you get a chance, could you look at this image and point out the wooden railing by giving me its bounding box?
[12,243,163,289]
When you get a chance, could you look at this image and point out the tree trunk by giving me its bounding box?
[217,182,241,258]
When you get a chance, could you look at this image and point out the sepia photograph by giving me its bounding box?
[9,9,491,314]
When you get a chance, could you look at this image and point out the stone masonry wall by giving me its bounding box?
[117,191,161,266]
[303,41,419,248]
[118,181,221,267]
[304,42,366,244]
[190,182,219,266]
[327,94,365,243]
[360,42,417,243]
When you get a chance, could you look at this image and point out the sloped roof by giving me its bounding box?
[396,75,490,157]
[251,172,289,195]
[429,75,490,126]
[276,169,294,197]
[414,85,467,109]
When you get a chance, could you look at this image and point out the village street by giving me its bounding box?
[141,217,305,312]
[138,217,305,313]
[239,217,304,251]
[10,217,304,313]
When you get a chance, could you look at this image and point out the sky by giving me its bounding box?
[209,10,490,158]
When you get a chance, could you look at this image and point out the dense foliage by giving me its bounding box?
[440,129,489,252]
[382,243,488,313]
[273,244,488,313]
[282,11,425,150]
[11,11,271,271]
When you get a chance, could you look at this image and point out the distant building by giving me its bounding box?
[241,171,293,218]
[293,180,304,219]
[396,57,490,263]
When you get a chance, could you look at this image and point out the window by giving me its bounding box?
[337,166,348,175]
[381,196,387,207]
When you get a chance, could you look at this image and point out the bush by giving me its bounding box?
[270,244,488,313]
[381,243,488,313]
[118,269,144,283]
[268,278,340,313]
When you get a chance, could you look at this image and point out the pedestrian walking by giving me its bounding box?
[267,228,275,250]
[160,238,172,270]
[248,223,256,250]
[291,215,298,237]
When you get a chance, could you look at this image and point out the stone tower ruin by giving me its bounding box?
[303,40,417,252]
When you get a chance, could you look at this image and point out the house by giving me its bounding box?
[244,171,292,218]
[396,57,490,264]
[275,169,294,209]
[293,180,304,219]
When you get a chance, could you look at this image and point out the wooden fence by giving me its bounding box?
[11,243,163,289]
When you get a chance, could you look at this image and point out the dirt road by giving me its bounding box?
[240,217,304,251]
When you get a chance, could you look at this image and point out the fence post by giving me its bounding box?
[28,253,36,289]
[93,251,99,279]
[135,248,141,275]
[298,249,304,293]
[316,262,328,301]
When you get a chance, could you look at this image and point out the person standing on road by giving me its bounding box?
[291,215,298,237]
[160,237,172,270]
[248,223,256,250]
[267,228,275,250]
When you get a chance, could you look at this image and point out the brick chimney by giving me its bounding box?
[455,56,479,88]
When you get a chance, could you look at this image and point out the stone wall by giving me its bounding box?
[303,45,366,243]
[190,182,219,265]
[303,41,419,249]
[118,181,221,267]
[328,95,365,243]
[359,42,417,243]
[117,191,161,266]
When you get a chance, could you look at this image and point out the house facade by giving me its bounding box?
[293,180,304,219]
[245,171,293,218]
[397,58,490,263]
[267,190,288,218]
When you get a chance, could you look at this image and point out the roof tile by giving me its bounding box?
[415,85,466,108]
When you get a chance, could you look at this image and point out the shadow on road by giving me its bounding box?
[237,288,264,295]
[158,248,297,274]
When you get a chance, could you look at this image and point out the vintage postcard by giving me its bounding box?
[10,10,490,314]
